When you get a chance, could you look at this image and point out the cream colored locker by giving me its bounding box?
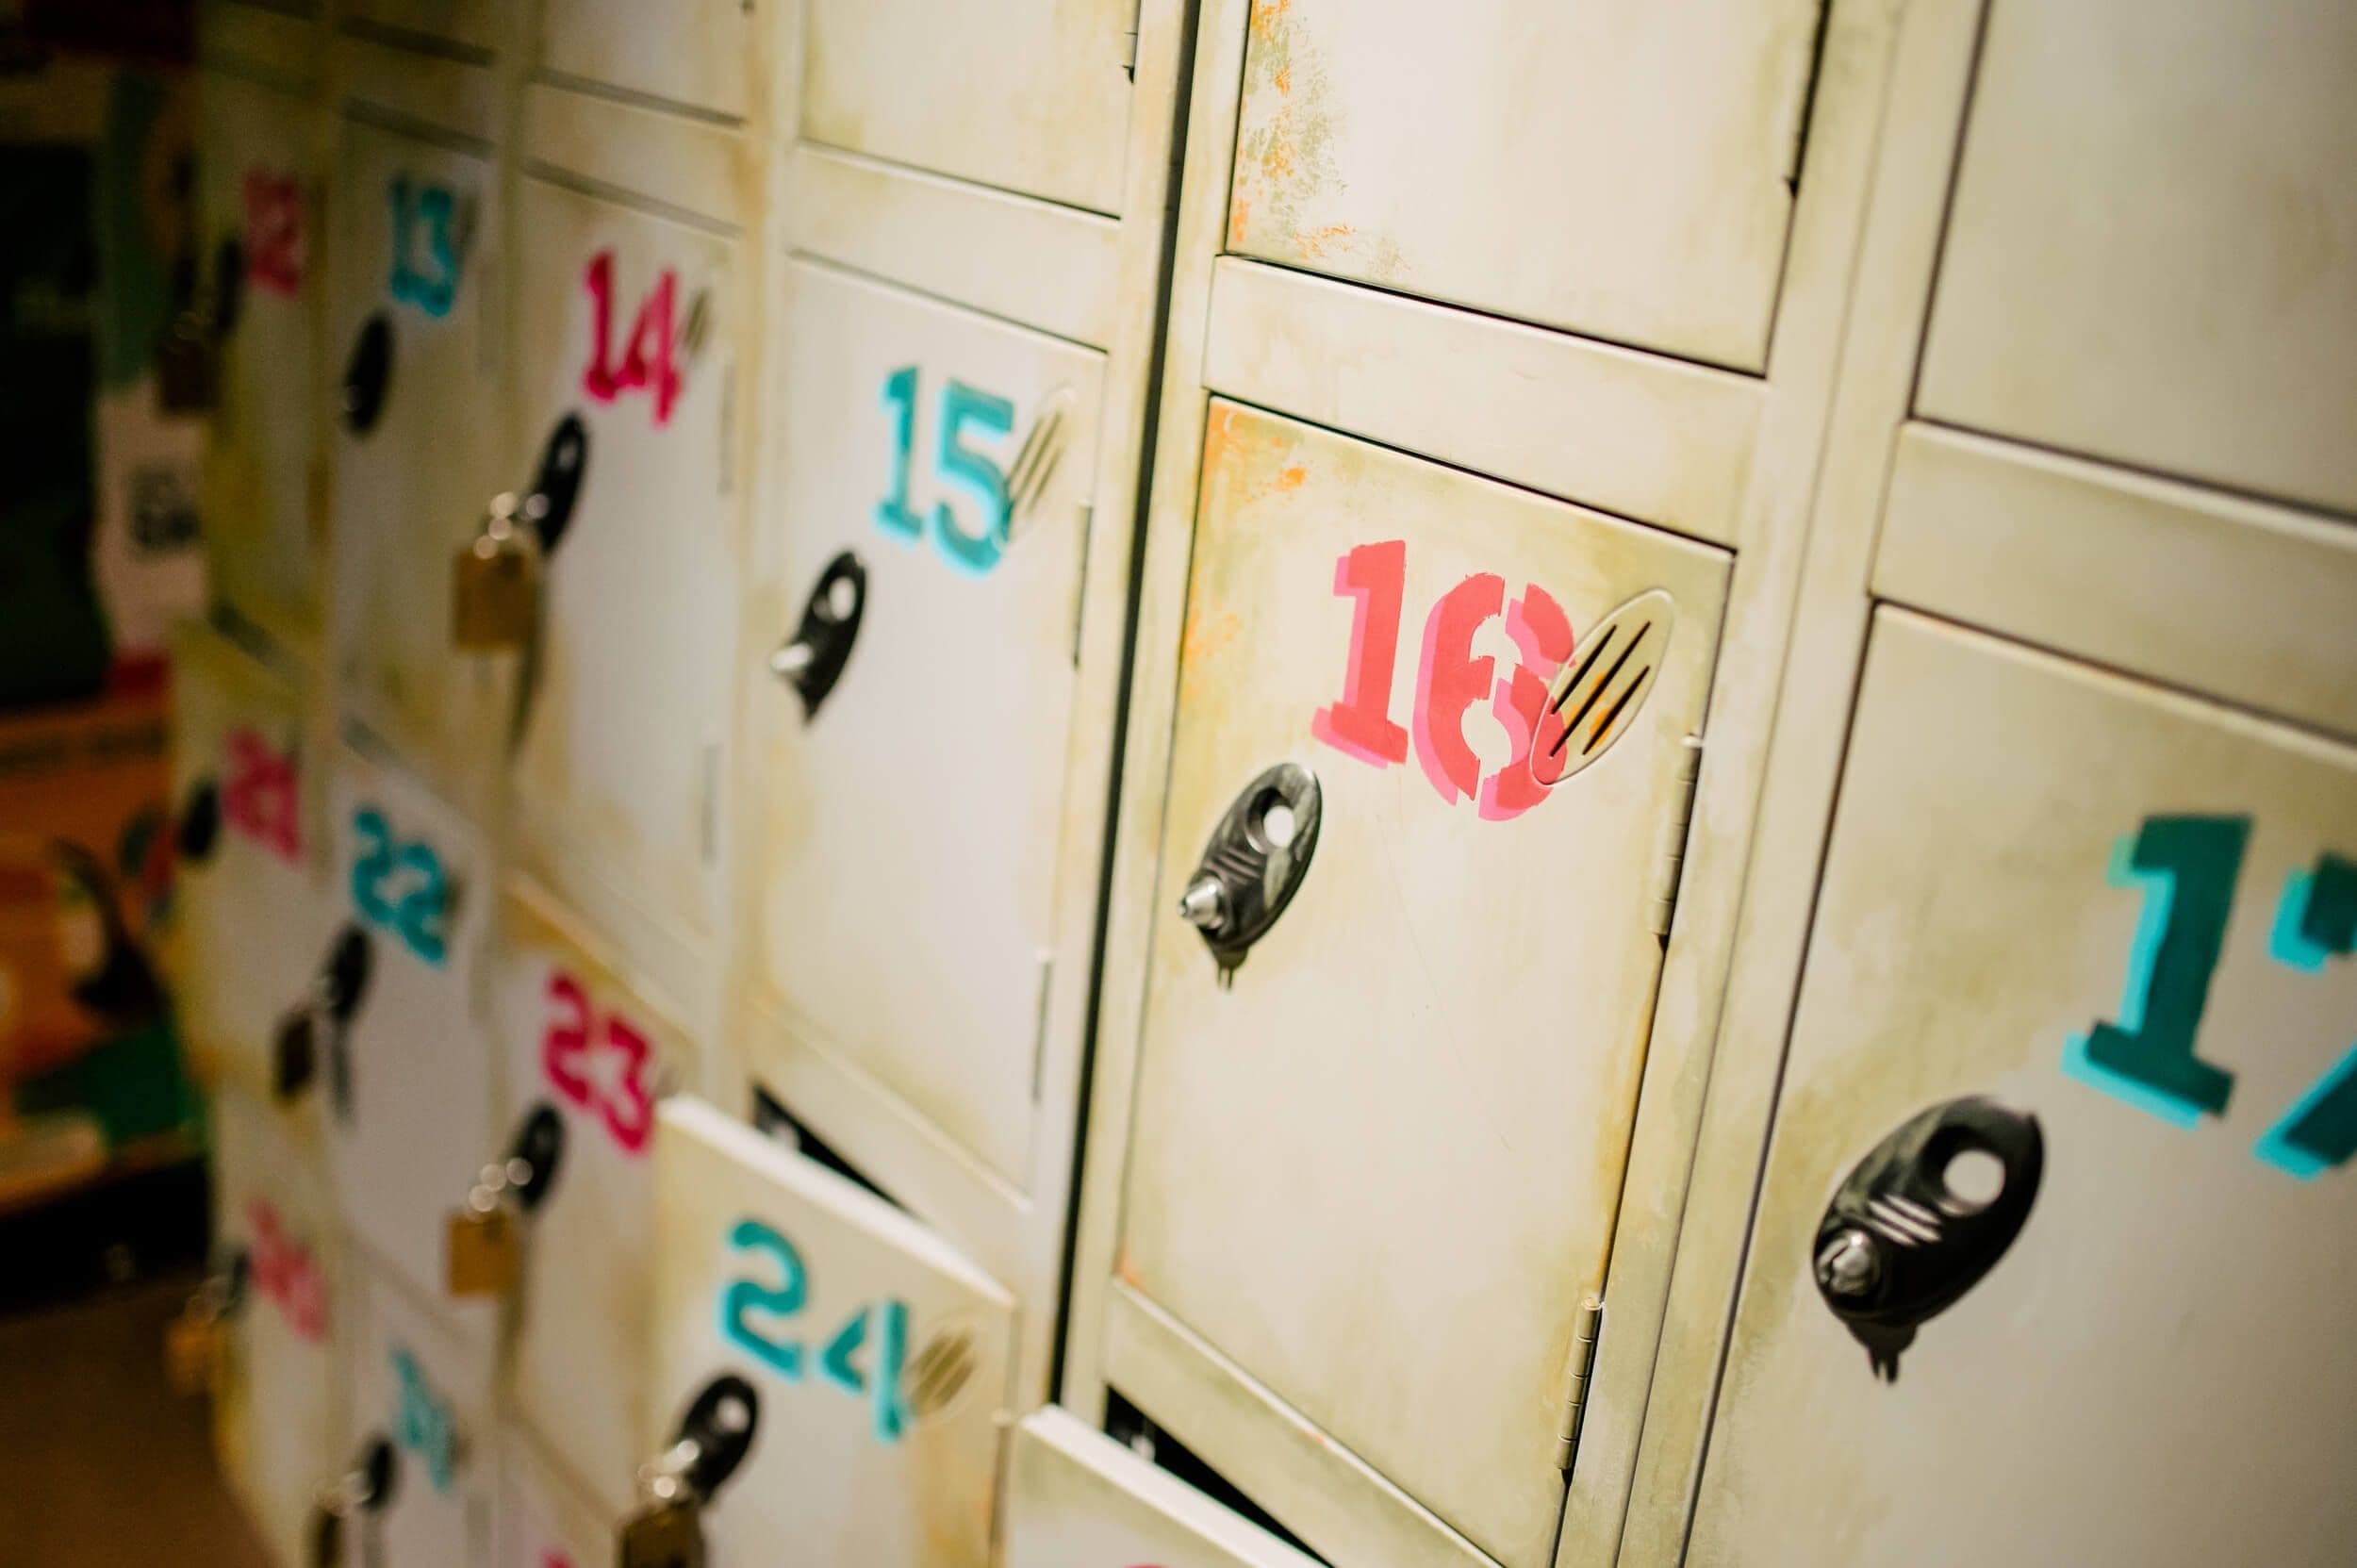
[1685,614,2357,1565]
[209,1084,344,1568]
[1223,0,1821,370]
[1004,1410,1327,1568]
[502,152,745,1013]
[325,58,511,813]
[799,0,1136,214]
[492,1425,613,1568]
[320,737,502,1313]
[196,7,327,660]
[643,1098,1014,1567]
[329,1252,501,1568]
[1108,404,1724,1568]
[746,259,1104,1194]
[535,0,763,120]
[169,623,326,1109]
[492,878,696,1516]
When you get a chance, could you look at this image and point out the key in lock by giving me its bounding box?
[618,1497,704,1568]
[165,1254,248,1395]
[444,1106,566,1297]
[451,493,544,652]
[619,1376,760,1568]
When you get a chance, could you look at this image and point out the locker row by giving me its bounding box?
[170,0,2357,1564]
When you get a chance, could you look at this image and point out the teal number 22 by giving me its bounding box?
[872,365,1014,576]
[348,806,449,966]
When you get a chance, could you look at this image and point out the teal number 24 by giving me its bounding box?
[717,1217,914,1444]
[873,365,1014,576]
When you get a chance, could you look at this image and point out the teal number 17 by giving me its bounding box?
[2064,813,2357,1178]
[874,365,1014,576]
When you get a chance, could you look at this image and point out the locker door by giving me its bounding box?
[646,1099,1015,1567]
[505,178,739,981]
[1222,0,1822,369]
[321,742,501,1309]
[326,117,510,803]
[339,1256,499,1568]
[492,1425,612,1568]
[1004,1409,1327,1568]
[169,626,324,1101]
[1118,404,1728,1568]
[747,261,1105,1190]
[1688,613,2357,1566]
[211,1085,342,1568]
[494,879,696,1513]
[537,0,759,120]
[1917,0,2357,516]
[196,70,322,655]
[800,0,1135,213]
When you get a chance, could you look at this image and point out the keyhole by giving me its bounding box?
[826,575,858,620]
[1261,801,1298,850]
[1941,1147,2004,1210]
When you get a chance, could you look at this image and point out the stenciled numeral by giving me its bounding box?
[719,1218,808,1380]
[713,1218,918,1444]
[387,174,463,318]
[872,366,1016,576]
[538,968,655,1156]
[2255,852,2357,1178]
[347,806,450,966]
[241,170,303,298]
[222,727,301,862]
[581,250,682,426]
[390,1345,458,1494]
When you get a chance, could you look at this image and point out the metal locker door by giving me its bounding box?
[196,67,323,656]
[1116,404,1728,1568]
[1687,612,2357,1566]
[317,741,502,1312]
[800,0,1136,214]
[335,1255,500,1568]
[504,178,739,989]
[1917,0,2357,517]
[326,115,510,807]
[493,878,696,1515]
[1004,1409,1327,1568]
[536,0,761,120]
[210,1085,343,1568]
[748,260,1105,1192]
[492,1425,612,1568]
[168,625,325,1102]
[645,1098,1015,1567]
[1222,0,1822,370]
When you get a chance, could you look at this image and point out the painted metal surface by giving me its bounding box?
[322,740,501,1313]
[1118,403,1727,1568]
[1689,611,2357,1566]
[747,260,1105,1192]
[209,1084,343,1568]
[169,625,326,1103]
[494,878,694,1515]
[340,0,503,54]
[197,68,323,657]
[1003,1409,1327,1568]
[1918,0,2357,518]
[326,114,511,810]
[491,1424,612,1568]
[1225,0,1821,371]
[505,177,739,997]
[539,0,760,120]
[801,0,1135,215]
[340,1251,499,1568]
[646,1098,1015,1568]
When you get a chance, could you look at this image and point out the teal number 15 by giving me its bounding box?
[875,365,1014,576]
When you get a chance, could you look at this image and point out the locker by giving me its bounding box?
[1917,0,2357,517]
[334,1254,500,1568]
[800,0,1136,214]
[493,1424,616,1568]
[320,739,502,1312]
[746,260,1105,1192]
[503,174,742,998]
[1686,612,2357,1566]
[209,1085,344,1568]
[1113,404,1727,1568]
[536,0,762,121]
[326,109,511,810]
[645,1098,1014,1568]
[195,65,325,656]
[493,878,696,1515]
[1222,0,1822,370]
[1004,1409,1327,1568]
[169,624,326,1106]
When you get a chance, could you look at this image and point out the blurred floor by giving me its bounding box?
[0,1273,272,1567]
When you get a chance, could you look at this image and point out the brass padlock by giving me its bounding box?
[617,1495,704,1568]
[451,493,543,652]
[444,1107,566,1298]
[165,1255,246,1395]
[620,1376,760,1568]
[155,310,217,414]
[444,1201,519,1297]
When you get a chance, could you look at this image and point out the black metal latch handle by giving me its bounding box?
[1814,1095,2044,1380]
[339,313,394,436]
[770,552,866,720]
[274,926,372,1112]
[1178,763,1322,984]
[310,1434,397,1568]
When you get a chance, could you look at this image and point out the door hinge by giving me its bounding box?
[1646,735,1704,939]
[1119,0,1143,76]
[1556,1295,1604,1474]
[1069,503,1093,668]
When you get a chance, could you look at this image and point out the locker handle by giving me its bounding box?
[769,552,866,720]
[273,925,372,1109]
[1814,1095,2044,1380]
[339,312,394,437]
[174,776,223,865]
[310,1435,398,1568]
[1179,762,1323,982]
[525,413,590,558]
